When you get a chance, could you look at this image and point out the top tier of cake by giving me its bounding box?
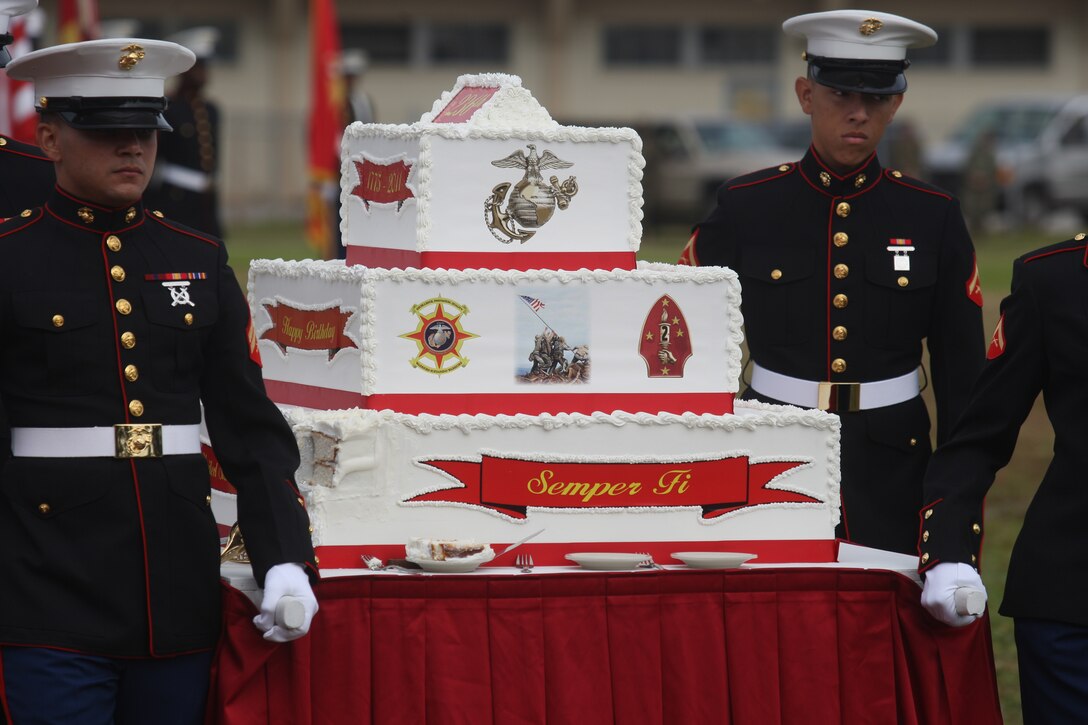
[339,73,644,272]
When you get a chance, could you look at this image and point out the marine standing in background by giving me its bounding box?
[0,38,318,722]
[145,27,223,238]
[0,0,54,217]
[679,10,985,555]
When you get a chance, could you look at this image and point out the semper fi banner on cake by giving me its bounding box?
[411,453,818,519]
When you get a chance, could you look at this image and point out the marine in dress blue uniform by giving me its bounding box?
[679,10,985,555]
[919,235,1088,721]
[0,1,54,218]
[0,38,317,723]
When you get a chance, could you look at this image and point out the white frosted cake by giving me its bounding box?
[222,73,843,569]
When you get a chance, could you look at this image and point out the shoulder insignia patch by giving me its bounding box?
[986,314,1006,360]
[965,255,984,307]
[677,230,699,266]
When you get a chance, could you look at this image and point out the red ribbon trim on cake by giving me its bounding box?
[315,539,840,569]
[411,454,814,520]
[262,380,734,416]
[345,245,637,272]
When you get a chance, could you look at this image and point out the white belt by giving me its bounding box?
[750,363,920,412]
[158,162,213,193]
[11,424,202,459]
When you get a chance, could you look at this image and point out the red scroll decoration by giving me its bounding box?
[431,86,500,123]
[639,294,693,377]
[411,454,816,520]
[260,302,358,359]
[351,159,414,210]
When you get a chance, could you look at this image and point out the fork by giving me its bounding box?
[638,553,665,570]
[362,554,418,574]
[515,553,535,573]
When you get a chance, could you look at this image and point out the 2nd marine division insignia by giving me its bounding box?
[400,297,478,374]
[485,144,579,244]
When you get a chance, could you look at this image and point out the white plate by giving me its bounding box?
[407,557,486,573]
[670,552,756,569]
[565,552,647,571]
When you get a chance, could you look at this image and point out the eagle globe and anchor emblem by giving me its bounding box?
[485,144,579,244]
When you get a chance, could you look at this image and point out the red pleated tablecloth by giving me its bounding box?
[207,568,1002,725]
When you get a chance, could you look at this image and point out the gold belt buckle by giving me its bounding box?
[114,423,163,458]
[817,382,862,413]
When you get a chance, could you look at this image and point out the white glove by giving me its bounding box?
[253,563,319,643]
[921,562,987,627]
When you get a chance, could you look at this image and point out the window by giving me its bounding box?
[341,24,411,64]
[907,25,952,66]
[604,26,682,66]
[429,23,508,63]
[700,27,776,64]
[970,27,1049,66]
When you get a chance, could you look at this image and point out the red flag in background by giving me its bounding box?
[58,0,99,44]
[0,14,38,142]
[306,0,347,259]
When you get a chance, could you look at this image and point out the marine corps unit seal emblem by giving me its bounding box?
[485,143,579,244]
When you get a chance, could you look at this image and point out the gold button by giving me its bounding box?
[184,313,194,325]
[206,495,212,506]
[892,170,903,178]
[925,509,933,519]
[125,208,137,223]
[778,164,790,172]
[832,325,847,341]
[0,137,6,147]
[922,530,930,542]
[19,209,31,218]
[910,438,918,446]
[106,235,122,251]
[38,503,50,515]
[833,263,849,279]
[51,314,64,328]
[770,269,783,281]
[128,399,144,417]
[124,364,139,382]
[38,96,47,108]
[833,293,848,309]
[116,299,132,315]
[111,265,126,282]
[921,553,930,564]
[152,210,164,218]
[308,526,314,534]
[971,554,977,564]
[897,276,909,287]
[297,497,305,506]
[836,202,851,218]
[121,331,136,349]
[972,523,982,535]
[314,555,320,565]
[833,232,849,247]
[831,358,847,373]
[1076,232,1086,241]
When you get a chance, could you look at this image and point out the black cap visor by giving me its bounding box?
[809,57,908,95]
[44,96,173,131]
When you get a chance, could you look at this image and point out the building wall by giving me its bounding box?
[30,0,1088,223]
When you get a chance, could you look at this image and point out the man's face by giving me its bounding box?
[795,77,903,173]
[37,120,157,207]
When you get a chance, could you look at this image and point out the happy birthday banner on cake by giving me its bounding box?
[410,455,818,519]
[260,302,358,358]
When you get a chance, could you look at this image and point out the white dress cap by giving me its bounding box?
[783,9,937,61]
[6,38,196,100]
[0,0,36,35]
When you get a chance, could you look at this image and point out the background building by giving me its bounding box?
[29,0,1088,225]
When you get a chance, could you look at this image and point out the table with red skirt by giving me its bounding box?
[207,567,1002,724]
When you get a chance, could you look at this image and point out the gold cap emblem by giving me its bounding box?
[77,207,95,224]
[819,171,831,187]
[859,18,884,36]
[119,44,146,71]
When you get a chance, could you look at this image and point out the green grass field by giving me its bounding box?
[228,218,1075,724]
